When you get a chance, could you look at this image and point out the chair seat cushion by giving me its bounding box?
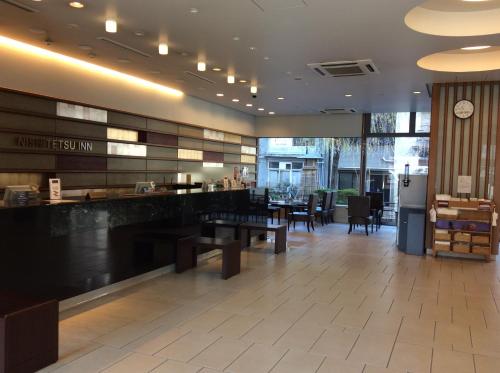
[290,212,309,216]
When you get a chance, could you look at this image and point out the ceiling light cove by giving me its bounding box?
[69,2,84,8]
[418,46,500,72]
[0,35,183,97]
[105,19,117,33]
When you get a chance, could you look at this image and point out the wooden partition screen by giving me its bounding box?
[426,82,500,254]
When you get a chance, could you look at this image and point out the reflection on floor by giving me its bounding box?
[38,223,500,373]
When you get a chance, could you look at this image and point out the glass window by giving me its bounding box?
[292,138,316,146]
[370,112,410,133]
[415,112,431,133]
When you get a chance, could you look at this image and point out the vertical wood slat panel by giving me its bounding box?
[494,84,500,255]
[459,83,466,177]
[467,83,476,176]
[440,84,450,193]
[449,85,458,195]
[476,83,485,197]
[485,84,494,197]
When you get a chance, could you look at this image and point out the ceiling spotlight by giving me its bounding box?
[277,97,285,100]
[258,108,265,111]
[413,91,421,95]
[461,45,491,50]
[251,86,258,94]
[232,98,239,102]
[345,94,353,97]
[189,7,199,13]
[246,103,253,107]
[216,93,224,97]
[239,79,248,83]
[69,1,84,8]
[197,61,206,72]
[227,75,235,84]
[232,36,240,41]
[212,67,222,72]
[158,43,168,55]
[249,46,256,51]
[105,19,117,33]
[269,111,275,115]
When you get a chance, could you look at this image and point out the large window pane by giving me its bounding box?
[370,112,410,133]
[415,112,431,133]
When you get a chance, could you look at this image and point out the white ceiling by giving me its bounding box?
[0,0,499,116]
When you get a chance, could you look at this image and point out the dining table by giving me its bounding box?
[269,200,308,221]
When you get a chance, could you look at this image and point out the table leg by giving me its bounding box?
[222,241,241,279]
[274,227,287,254]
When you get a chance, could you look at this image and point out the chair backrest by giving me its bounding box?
[307,193,319,214]
[347,196,371,217]
[366,192,383,210]
[321,192,328,209]
[329,191,337,209]
[324,192,332,210]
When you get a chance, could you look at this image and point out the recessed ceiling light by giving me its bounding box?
[264,56,270,60]
[269,111,275,115]
[216,93,224,97]
[249,46,256,51]
[232,36,240,41]
[69,1,84,8]
[227,75,235,84]
[158,43,168,55]
[212,67,222,72]
[461,45,491,50]
[246,103,253,107]
[239,79,247,83]
[345,94,353,97]
[105,19,117,33]
[197,61,206,72]
[258,108,265,111]
[250,86,258,94]
[413,91,421,95]
[232,98,240,102]
[189,7,199,13]
[277,97,285,100]
[134,30,145,37]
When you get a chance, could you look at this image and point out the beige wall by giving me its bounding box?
[0,42,255,136]
[255,114,363,138]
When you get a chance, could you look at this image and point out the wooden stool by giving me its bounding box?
[196,237,241,279]
[0,292,58,373]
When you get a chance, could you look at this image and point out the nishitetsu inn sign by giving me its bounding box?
[16,135,93,152]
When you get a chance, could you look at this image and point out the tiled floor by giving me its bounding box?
[39,223,500,373]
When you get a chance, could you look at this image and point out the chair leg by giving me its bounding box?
[348,222,352,234]
[287,218,291,231]
[365,222,369,236]
[311,219,315,231]
[306,221,310,232]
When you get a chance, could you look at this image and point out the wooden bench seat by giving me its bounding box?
[239,222,287,254]
[196,237,241,279]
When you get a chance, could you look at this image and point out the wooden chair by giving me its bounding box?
[327,191,337,223]
[366,192,384,230]
[288,194,319,232]
[347,196,373,235]
[315,192,331,226]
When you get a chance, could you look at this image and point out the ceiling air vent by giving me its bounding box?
[96,37,151,58]
[0,0,39,12]
[308,59,379,77]
[320,108,357,114]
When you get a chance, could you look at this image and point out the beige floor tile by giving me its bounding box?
[387,342,432,373]
[101,353,165,373]
[299,303,342,327]
[434,322,471,351]
[241,318,294,345]
[225,343,287,373]
[179,309,234,333]
[274,320,325,350]
[51,346,129,373]
[310,325,359,359]
[475,354,500,373]
[154,332,220,362]
[332,306,372,329]
[397,318,435,347]
[420,303,452,323]
[363,312,403,335]
[124,327,189,355]
[270,349,325,373]
[347,330,396,367]
[94,321,160,348]
[431,348,475,373]
[209,314,262,339]
[316,357,364,373]
[151,360,203,373]
[190,337,251,370]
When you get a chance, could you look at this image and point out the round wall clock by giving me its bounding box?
[454,100,474,119]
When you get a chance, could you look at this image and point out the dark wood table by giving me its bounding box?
[269,201,307,221]
[239,223,287,254]
[0,293,58,373]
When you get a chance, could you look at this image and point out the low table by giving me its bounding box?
[196,237,241,279]
[0,293,58,373]
[239,222,287,254]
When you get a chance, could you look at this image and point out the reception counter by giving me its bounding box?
[0,189,250,300]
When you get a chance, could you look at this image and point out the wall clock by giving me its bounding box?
[454,100,474,119]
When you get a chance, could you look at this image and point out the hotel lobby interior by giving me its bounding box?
[1,1,500,372]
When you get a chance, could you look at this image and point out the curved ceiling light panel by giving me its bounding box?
[405,0,500,36]
[417,46,500,72]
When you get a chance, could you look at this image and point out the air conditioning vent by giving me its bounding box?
[0,0,39,12]
[320,108,357,114]
[184,71,215,84]
[308,59,379,77]
[96,37,151,58]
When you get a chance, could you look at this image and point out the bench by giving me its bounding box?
[0,292,58,373]
[196,237,241,279]
[239,223,287,254]
[202,220,241,240]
